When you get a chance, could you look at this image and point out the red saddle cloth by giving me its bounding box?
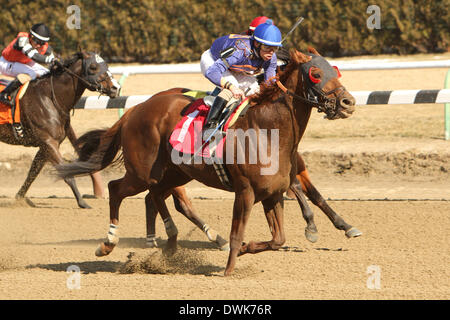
[169,98,243,159]
[0,82,22,125]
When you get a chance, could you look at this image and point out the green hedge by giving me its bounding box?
[0,0,448,63]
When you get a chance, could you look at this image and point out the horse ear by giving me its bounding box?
[291,49,311,64]
[308,47,321,56]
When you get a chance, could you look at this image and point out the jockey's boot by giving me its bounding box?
[203,95,228,131]
[0,78,21,107]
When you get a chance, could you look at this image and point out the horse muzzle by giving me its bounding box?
[326,92,356,120]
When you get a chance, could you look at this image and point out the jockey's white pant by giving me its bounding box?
[200,49,260,96]
[0,56,49,80]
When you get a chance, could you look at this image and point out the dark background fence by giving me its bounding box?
[1,0,448,63]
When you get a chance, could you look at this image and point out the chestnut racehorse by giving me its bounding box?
[144,87,362,249]
[0,51,119,208]
[57,48,356,275]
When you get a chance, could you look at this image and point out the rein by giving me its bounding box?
[275,79,345,115]
[58,62,100,90]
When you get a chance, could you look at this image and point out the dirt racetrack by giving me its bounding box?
[0,52,449,300]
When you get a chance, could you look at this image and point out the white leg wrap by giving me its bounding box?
[202,224,229,250]
[202,224,216,242]
[146,234,157,248]
[163,217,178,238]
[107,223,119,245]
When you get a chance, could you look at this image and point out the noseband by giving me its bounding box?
[275,54,346,117]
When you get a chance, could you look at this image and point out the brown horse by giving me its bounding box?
[143,87,361,248]
[57,48,356,275]
[0,51,119,208]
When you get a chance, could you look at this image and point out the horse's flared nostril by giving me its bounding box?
[340,96,356,107]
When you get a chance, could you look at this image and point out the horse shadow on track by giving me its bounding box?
[32,237,222,251]
[26,260,122,274]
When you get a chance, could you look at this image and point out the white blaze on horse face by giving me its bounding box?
[107,71,121,91]
[95,54,105,63]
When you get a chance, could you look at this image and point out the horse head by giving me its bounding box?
[288,48,355,120]
[59,51,120,98]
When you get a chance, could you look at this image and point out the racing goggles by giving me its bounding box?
[260,44,279,52]
[31,35,47,45]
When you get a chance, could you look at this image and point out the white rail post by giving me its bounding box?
[445,69,450,140]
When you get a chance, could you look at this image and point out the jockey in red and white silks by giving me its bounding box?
[0,23,57,106]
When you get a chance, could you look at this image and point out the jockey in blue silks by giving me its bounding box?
[200,19,283,130]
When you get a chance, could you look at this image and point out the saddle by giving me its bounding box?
[0,79,29,139]
[169,91,252,191]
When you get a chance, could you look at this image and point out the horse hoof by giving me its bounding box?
[146,239,158,248]
[305,228,319,243]
[78,200,92,209]
[95,242,114,257]
[15,197,37,207]
[215,235,229,251]
[163,236,177,256]
[345,227,362,238]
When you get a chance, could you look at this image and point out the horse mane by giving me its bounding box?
[250,49,300,105]
[30,52,84,84]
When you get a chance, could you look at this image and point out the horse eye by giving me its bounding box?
[308,68,322,83]
[88,63,99,74]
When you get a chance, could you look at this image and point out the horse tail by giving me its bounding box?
[57,109,132,179]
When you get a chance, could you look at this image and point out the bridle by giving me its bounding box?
[53,53,115,95]
[275,55,346,118]
[49,52,116,111]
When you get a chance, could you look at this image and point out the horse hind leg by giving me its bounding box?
[15,148,47,207]
[44,140,91,209]
[96,174,147,257]
[145,191,159,248]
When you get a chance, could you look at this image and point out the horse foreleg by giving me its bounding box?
[240,195,286,255]
[290,178,318,243]
[96,174,147,257]
[225,188,255,276]
[15,147,47,207]
[296,154,362,238]
[172,186,229,250]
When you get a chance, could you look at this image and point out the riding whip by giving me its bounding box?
[281,16,304,43]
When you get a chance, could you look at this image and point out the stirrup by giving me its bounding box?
[13,123,24,139]
[0,94,13,107]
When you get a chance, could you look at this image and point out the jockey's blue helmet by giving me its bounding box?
[252,19,282,47]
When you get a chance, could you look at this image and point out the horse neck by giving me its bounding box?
[48,63,87,112]
[279,67,313,147]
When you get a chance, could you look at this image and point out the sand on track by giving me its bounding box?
[0,52,449,300]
